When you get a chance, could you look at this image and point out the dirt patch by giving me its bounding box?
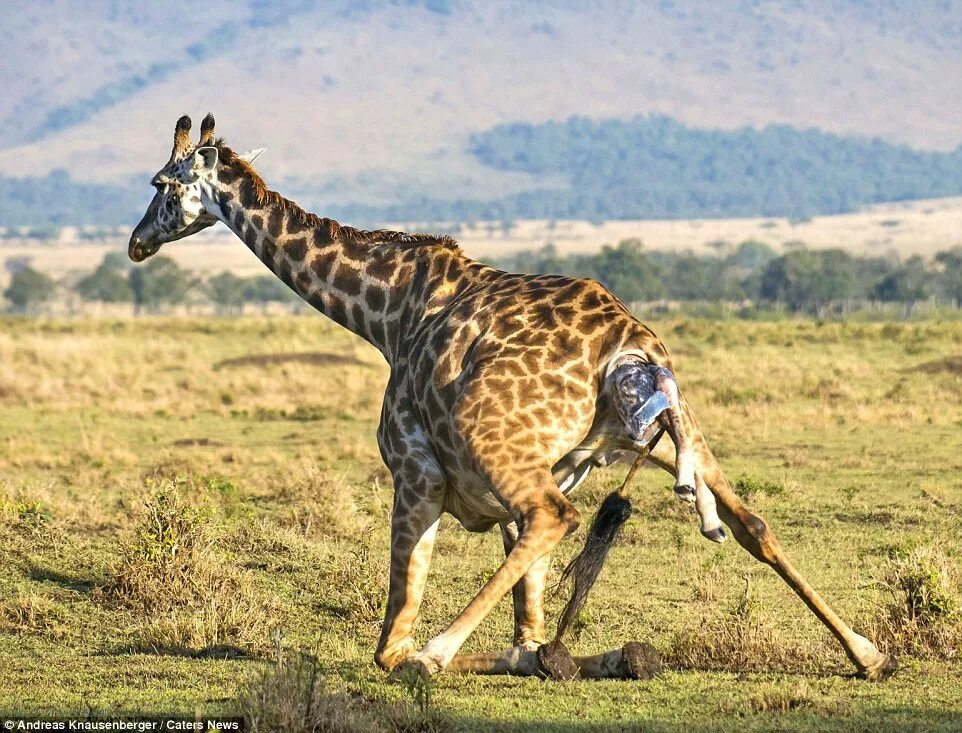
[904,355,962,375]
[172,437,225,447]
[213,352,370,370]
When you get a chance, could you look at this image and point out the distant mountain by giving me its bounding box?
[1,1,960,226]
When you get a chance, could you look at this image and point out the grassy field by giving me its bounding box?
[0,316,960,731]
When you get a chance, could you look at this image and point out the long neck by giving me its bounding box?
[203,156,484,363]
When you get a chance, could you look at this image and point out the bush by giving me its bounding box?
[4,267,56,312]
[867,546,962,659]
[97,480,278,656]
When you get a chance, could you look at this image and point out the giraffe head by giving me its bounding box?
[129,113,267,262]
[128,114,225,262]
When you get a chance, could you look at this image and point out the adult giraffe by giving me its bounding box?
[128,114,896,681]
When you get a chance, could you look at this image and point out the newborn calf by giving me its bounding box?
[606,357,725,543]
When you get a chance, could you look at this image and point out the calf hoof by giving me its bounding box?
[621,641,662,680]
[674,484,696,503]
[857,653,898,682]
[537,639,580,681]
[701,526,727,543]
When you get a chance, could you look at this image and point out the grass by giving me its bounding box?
[1,315,961,731]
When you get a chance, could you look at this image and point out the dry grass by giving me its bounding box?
[0,593,67,637]
[866,546,962,660]
[96,480,279,657]
[2,317,962,729]
[664,577,825,674]
[242,648,450,733]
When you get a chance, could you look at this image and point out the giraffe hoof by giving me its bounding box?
[621,641,662,680]
[701,526,727,543]
[537,639,580,681]
[857,653,898,682]
[674,484,696,503]
[391,656,436,682]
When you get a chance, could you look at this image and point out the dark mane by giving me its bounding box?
[215,140,460,252]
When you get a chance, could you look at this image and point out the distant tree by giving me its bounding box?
[760,249,854,314]
[934,248,962,304]
[582,239,664,302]
[207,271,246,314]
[872,256,929,303]
[4,255,33,275]
[243,275,295,308]
[728,240,776,271]
[4,267,55,312]
[128,256,193,313]
[76,253,134,303]
[24,225,62,241]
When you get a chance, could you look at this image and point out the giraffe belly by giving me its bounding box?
[441,470,512,532]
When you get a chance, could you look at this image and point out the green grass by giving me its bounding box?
[1,316,960,731]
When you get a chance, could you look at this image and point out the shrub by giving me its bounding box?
[732,476,785,502]
[867,546,961,659]
[97,480,278,656]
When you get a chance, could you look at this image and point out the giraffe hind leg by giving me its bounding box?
[647,418,896,679]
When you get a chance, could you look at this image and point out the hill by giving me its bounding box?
[1,1,961,225]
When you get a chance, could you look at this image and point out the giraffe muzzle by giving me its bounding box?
[128,236,159,262]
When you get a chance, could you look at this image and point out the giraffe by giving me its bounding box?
[128,114,897,682]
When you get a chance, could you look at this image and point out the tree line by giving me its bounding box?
[2,253,297,314]
[5,242,962,318]
[492,240,962,317]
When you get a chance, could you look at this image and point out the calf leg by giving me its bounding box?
[448,643,661,679]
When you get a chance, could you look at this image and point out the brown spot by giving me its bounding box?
[286,212,307,235]
[241,178,260,209]
[369,320,386,346]
[582,288,605,310]
[351,303,366,329]
[365,286,386,312]
[278,259,294,286]
[311,251,337,280]
[295,269,313,293]
[284,237,308,262]
[328,298,349,327]
[251,214,264,230]
[332,264,362,297]
[268,207,283,238]
[340,236,367,262]
[244,225,258,250]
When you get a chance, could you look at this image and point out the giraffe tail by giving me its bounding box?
[553,489,633,642]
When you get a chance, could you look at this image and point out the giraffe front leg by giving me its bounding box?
[374,484,444,672]
[500,521,551,649]
[402,474,581,677]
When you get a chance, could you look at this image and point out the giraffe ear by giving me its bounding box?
[237,147,266,164]
[192,146,219,173]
